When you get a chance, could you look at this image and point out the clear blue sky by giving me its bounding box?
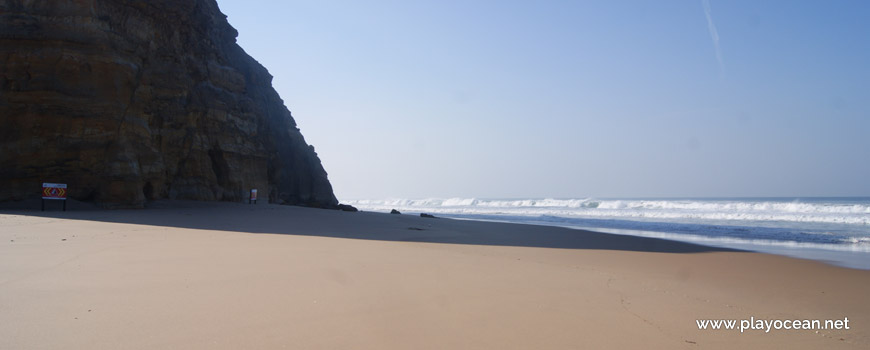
[216,0,869,200]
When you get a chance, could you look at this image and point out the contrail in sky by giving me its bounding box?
[702,0,724,77]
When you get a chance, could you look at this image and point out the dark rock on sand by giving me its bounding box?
[0,0,337,209]
[390,209,402,214]
[337,204,358,212]
[420,213,437,218]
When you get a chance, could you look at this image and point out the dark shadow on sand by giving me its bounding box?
[1,199,739,254]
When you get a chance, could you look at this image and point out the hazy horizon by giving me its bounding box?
[217,0,870,201]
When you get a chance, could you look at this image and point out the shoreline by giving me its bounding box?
[2,200,868,349]
[347,202,870,271]
[420,214,870,271]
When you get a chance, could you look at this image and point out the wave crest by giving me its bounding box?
[345,198,870,225]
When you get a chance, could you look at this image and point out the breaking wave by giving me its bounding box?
[347,198,870,225]
[347,197,870,268]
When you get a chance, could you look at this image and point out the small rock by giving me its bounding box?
[390,209,401,214]
[337,204,358,212]
[420,213,436,218]
[61,239,67,241]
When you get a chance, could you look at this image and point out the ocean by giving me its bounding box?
[345,197,870,269]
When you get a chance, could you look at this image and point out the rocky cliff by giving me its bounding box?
[0,0,339,208]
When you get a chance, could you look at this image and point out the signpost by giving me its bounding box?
[42,183,67,211]
[250,189,258,204]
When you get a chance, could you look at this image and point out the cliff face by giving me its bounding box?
[0,0,338,208]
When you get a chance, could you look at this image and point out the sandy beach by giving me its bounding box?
[1,201,867,349]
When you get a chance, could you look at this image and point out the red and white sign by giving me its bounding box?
[42,183,67,200]
[250,189,258,200]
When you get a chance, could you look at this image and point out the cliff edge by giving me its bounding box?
[0,0,339,208]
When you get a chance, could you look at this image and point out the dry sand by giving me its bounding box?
[1,201,868,349]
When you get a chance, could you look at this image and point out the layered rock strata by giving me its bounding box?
[0,0,338,208]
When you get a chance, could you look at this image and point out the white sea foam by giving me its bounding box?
[347,198,870,225]
[347,197,870,269]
